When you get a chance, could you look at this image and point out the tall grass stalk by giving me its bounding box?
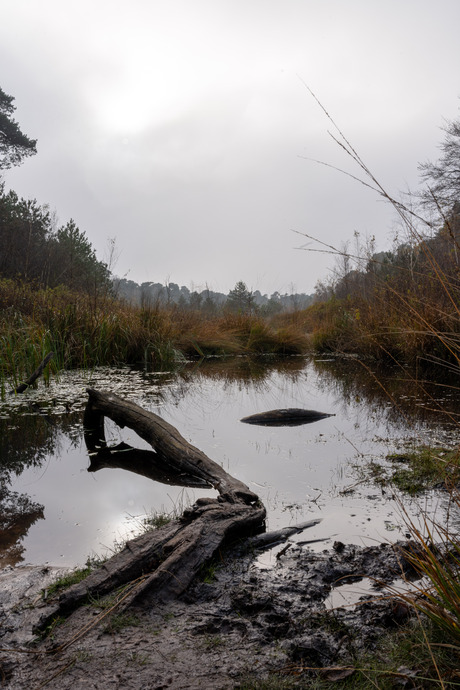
[298,86,460,371]
[395,493,460,647]
[297,88,460,671]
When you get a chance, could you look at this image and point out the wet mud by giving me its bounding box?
[1,538,419,689]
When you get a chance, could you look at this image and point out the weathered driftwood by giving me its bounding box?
[35,388,266,630]
[240,408,335,426]
[10,351,54,394]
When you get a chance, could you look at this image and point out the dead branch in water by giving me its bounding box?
[10,352,54,394]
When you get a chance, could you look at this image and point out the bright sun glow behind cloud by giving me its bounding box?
[87,44,275,141]
[78,3,269,137]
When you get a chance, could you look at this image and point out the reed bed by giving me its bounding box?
[300,279,460,366]
[0,278,312,391]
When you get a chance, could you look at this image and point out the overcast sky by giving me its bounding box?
[1,1,459,295]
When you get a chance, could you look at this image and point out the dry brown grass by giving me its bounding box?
[0,279,312,383]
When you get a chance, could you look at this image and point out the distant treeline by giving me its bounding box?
[0,182,315,314]
[113,277,314,315]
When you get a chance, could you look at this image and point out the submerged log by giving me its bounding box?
[36,388,266,630]
[240,408,335,426]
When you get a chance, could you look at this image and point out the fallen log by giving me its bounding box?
[35,388,266,630]
[241,408,335,426]
[10,351,54,395]
[84,388,258,503]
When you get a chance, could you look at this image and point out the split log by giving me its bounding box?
[35,388,266,630]
[10,352,54,394]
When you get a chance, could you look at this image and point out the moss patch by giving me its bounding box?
[44,556,105,598]
[385,446,460,494]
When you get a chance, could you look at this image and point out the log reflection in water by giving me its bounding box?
[87,442,212,489]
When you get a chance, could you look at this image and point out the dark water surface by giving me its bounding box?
[1,356,459,568]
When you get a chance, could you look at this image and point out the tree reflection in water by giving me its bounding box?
[0,488,44,566]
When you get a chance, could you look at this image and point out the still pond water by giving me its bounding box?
[1,355,459,569]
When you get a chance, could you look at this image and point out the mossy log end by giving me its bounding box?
[35,389,266,631]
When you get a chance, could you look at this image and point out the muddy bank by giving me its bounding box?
[1,538,419,689]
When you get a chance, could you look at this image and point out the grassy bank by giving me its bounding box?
[0,278,312,388]
[297,287,460,366]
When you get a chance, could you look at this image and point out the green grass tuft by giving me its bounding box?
[387,447,460,494]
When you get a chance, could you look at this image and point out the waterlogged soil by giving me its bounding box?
[1,537,420,689]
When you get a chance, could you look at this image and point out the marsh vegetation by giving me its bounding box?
[2,86,460,687]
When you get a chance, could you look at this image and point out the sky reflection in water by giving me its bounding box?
[1,357,458,568]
